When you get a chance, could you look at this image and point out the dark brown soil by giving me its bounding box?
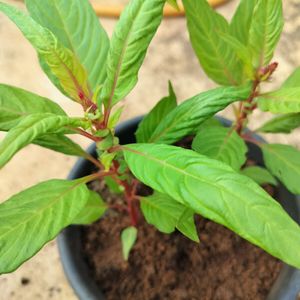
[81,182,282,300]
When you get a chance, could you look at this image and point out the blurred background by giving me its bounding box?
[0,0,300,299]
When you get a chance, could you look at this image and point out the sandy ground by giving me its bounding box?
[0,0,300,299]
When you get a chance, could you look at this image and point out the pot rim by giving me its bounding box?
[58,116,300,300]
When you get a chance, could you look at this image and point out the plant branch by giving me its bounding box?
[73,128,102,142]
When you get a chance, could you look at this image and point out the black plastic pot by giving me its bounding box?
[58,116,300,300]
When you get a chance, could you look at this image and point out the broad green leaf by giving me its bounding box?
[218,33,255,80]
[192,126,247,171]
[149,84,251,144]
[257,113,300,133]
[72,191,107,225]
[248,0,283,68]
[0,113,86,168]
[0,84,66,131]
[0,3,90,102]
[0,84,85,156]
[195,117,222,132]
[282,67,300,88]
[262,144,300,194]
[141,192,199,242]
[25,0,109,89]
[135,82,177,143]
[34,134,86,157]
[121,226,137,261]
[241,166,277,186]
[100,0,165,107]
[0,179,90,273]
[182,0,244,85]
[230,0,258,45]
[123,143,300,269]
[257,88,300,113]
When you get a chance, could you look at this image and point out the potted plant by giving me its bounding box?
[1,0,300,299]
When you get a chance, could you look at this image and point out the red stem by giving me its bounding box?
[111,161,139,226]
[73,128,102,142]
[235,79,259,135]
[241,133,262,146]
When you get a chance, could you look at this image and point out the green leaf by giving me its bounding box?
[100,0,165,107]
[218,33,255,80]
[176,208,199,243]
[230,0,258,46]
[248,0,283,68]
[123,143,300,269]
[121,226,137,261]
[182,0,244,85]
[25,0,109,89]
[149,84,251,144]
[192,126,247,171]
[0,179,91,273]
[257,88,300,113]
[195,117,222,132]
[257,113,300,133]
[33,134,86,157]
[135,82,177,143]
[0,84,66,131]
[141,192,199,242]
[282,67,300,88]
[241,166,277,186]
[72,191,107,225]
[0,3,90,102]
[104,176,124,194]
[262,144,300,194]
[0,113,86,168]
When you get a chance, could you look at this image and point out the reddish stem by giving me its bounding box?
[235,62,279,135]
[111,161,139,226]
[241,133,262,146]
[235,79,260,135]
[73,128,102,142]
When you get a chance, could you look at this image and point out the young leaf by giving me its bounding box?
[121,226,138,261]
[230,0,258,46]
[135,82,177,143]
[257,113,300,134]
[100,0,165,107]
[0,3,90,102]
[257,88,300,113]
[262,144,300,194]
[34,134,86,157]
[192,126,248,171]
[141,192,199,242]
[149,84,251,144]
[0,113,86,168]
[282,67,300,88]
[25,0,109,89]
[0,179,91,273]
[123,143,300,269]
[72,191,107,225]
[241,166,278,186]
[248,0,283,68]
[0,84,66,131]
[182,0,244,85]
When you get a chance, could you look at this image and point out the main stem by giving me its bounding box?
[235,62,278,135]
